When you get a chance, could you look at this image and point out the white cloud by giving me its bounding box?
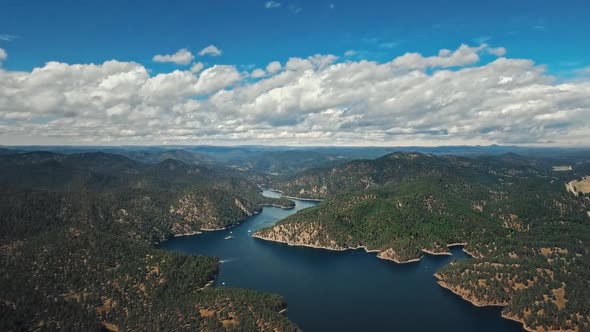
[152,48,194,65]
[251,68,266,78]
[198,45,222,57]
[266,61,282,74]
[190,62,205,73]
[1,44,589,146]
[575,66,590,76]
[195,65,241,94]
[264,1,281,9]
[283,55,337,73]
[0,48,6,65]
[488,47,507,57]
[391,44,488,70]
[288,5,302,14]
[344,50,357,57]
[285,57,313,71]
[0,60,241,144]
[309,54,338,69]
[0,34,17,42]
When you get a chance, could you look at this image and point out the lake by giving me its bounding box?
[159,190,523,331]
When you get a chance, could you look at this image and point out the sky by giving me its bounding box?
[0,0,589,146]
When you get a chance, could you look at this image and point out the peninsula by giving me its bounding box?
[256,152,590,331]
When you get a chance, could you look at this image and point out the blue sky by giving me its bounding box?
[1,0,589,74]
[0,1,589,146]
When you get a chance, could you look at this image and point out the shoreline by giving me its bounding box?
[462,248,479,258]
[198,208,265,233]
[173,230,203,237]
[164,203,294,242]
[434,274,507,307]
[501,313,535,332]
[197,278,216,291]
[435,273,536,332]
[251,234,381,253]
[259,203,295,210]
[170,210,534,331]
[264,188,325,202]
[422,248,452,256]
[200,227,229,232]
[281,194,324,202]
[165,197,539,332]
[379,254,423,264]
[252,232,536,329]
[176,194,297,236]
[252,234,472,264]
[197,262,221,292]
[446,242,468,247]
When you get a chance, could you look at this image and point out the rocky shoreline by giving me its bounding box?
[280,194,324,202]
[376,248,423,263]
[421,248,452,256]
[173,230,202,237]
[252,234,474,264]
[253,234,542,330]
[177,202,551,332]
[251,234,372,252]
[434,273,507,307]
[265,188,325,202]
[434,273,545,332]
[501,312,536,332]
[201,227,230,231]
[259,203,295,210]
[197,278,216,292]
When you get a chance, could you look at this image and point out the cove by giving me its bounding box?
[158,190,523,331]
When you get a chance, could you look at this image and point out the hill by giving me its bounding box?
[0,151,297,331]
[256,152,590,331]
[115,148,215,166]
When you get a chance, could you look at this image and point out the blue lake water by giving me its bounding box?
[159,190,523,331]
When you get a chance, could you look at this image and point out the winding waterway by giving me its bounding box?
[159,190,523,331]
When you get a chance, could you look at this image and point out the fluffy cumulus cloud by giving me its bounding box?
[198,45,222,57]
[266,61,282,74]
[250,68,266,78]
[390,44,485,70]
[152,48,194,65]
[1,43,590,146]
[487,46,507,57]
[190,62,204,73]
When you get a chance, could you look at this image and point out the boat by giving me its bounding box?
[224,235,235,240]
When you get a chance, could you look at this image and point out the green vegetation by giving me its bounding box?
[3,148,590,331]
[0,152,297,331]
[258,152,590,331]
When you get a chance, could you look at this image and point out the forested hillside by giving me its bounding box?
[257,152,590,331]
[0,152,297,331]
